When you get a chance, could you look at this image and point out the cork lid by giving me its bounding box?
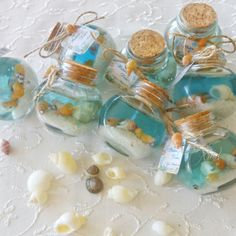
[180,3,217,29]
[128,29,166,59]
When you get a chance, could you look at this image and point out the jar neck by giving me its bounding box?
[126,44,168,74]
[176,14,218,38]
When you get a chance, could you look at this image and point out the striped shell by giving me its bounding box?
[1,139,10,155]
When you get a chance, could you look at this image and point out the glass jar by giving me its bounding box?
[35,60,102,136]
[0,57,38,120]
[164,3,221,63]
[98,80,171,159]
[121,29,176,88]
[174,110,236,194]
[171,64,236,119]
[44,22,115,82]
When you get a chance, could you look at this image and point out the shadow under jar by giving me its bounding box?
[171,64,236,120]
[174,110,236,194]
[98,80,171,159]
[0,57,38,120]
[44,23,115,83]
[36,60,102,136]
[122,29,176,88]
[164,3,221,63]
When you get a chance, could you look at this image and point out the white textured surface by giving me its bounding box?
[1,0,236,235]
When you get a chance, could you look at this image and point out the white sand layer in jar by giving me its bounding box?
[99,126,153,159]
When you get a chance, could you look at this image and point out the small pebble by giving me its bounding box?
[86,177,103,194]
[86,165,100,176]
[1,139,10,155]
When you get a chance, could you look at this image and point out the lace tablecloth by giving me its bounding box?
[1,0,236,235]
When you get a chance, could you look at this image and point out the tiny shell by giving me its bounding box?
[57,103,74,116]
[152,220,175,236]
[171,132,182,148]
[92,152,113,166]
[27,170,53,193]
[49,152,78,174]
[54,212,87,235]
[107,185,137,203]
[126,60,137,76]
[154,170,173,186]
[105,167,126,180]
[12,82,24,99]
[29,190,48,205]
[182,53,192,66]
[104,227,117,236]
[86,165,100,176]
[86,177,103,194]
[1,139,10,155]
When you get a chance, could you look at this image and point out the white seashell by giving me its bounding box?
[107,185,137,203]
[105,167,126,180]
[54,212,87,235]
[104,227,117,236]
[49,152,78,174]
[154,170,173,186]
[152,220,175,236]
[92,152,113,166]
[209,85,235,101]
[27,170,53,193]
[28,190,48,205]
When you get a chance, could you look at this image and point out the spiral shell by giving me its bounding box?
[92,152,113,166]
[105,167,126,180]
[151,221,175,236]
[1,139,10,155]
[107,185,137,203]
[49,152,78,174]
[104,227,117,236]
[54,212,87,235]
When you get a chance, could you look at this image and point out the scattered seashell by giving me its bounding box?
[207,173,219,182]
[154,170,173,186]
[134,128,143,139]
[221,154,236,168]
[104,227,117,236]
[107,118,120,127]
[28,190,48,205]
[27,170,53,193]
[140,134,155,144]
[86,177,103,194]
[214,158,226,170]
[37,101,49,114]
[182,53,192,66]
[126,60,137,76]
[49,152,78,174]
[57,103,74,116]
[171,132,182,148]
[15,64,25,75]
[105,167,126,180]
[126,120,137,132]
[86,165,100,177]
[152,220,175,236]
[54,212,86,235]
[92,152,113,166]
[2,99,18,108]
[1,139,10,155]
[107,185,137,203]
[12,82,25,100]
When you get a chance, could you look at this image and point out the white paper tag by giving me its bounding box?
[106,58,139,88]
[69,26,99,54]
[158,139,185,174]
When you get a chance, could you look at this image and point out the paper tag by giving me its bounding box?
[175,38,198,58]
[106,58,139,88]
[69,26,99,54]
[158,139,185,174]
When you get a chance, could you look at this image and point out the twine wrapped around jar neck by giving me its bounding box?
[24,11,105,58]
[174,110,220,159]
[34,60,97,100]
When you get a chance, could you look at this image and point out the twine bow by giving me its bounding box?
[24,11,105,58]
[172,33,236,66]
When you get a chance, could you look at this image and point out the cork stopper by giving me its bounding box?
[128,29,166,59]
[133,80,169,110]
[60,60,97,86]
[175,110,215,138]
[180,3,217,29]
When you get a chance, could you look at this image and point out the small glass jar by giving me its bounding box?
[171,64,236,119]
[174,110,236,194]
[35,60,102,136]
[44,23,115,82]
[164,3,221,63]
[121,29,176,88]
[0,57,38,120]
[99,80,171,159]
